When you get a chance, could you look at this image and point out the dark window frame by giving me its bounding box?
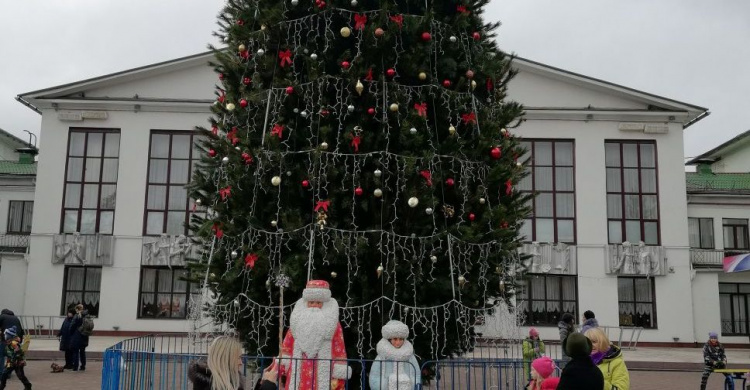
[519,273,579,326]
[137,266,197,319]
[61,128,120,234]
[617,276,657,329]
[60,265,101,316]
[142,130,202,236]
[605,140,660,245]
[719,283,750,336]
[518,139,577,244]
[688,217,715,249]
[722,219,749,251]
[7,200,34,234]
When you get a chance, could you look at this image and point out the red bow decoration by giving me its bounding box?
[389,14,404,28]
[211,125,219,136]
[242,152,253,165]
[279,49,293,68]
[462,112,477,125]
[314,200,330,212]
[486,78,495,92]
[212,223,224,239]
[420,170,433,187]
[457,5,470,14]
[351,133,361,152]
[219,186,232,201]
[245,253,258,269]
[354,14,367,30]
[414,102,428,117]
[227,127,240,145]
[505,180,513,195]
[270,124,284,139]
[365,68,374,81]
[217,89,226,103]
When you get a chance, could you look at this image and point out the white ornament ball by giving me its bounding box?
[479,197,486,204]
[320,142,329,150]
[233,299,240,308]
[374,188,383,198]
[500,128,508,135]
[291,0,299,5]
[348,105,355,113]
[430,255,437,263]
[235,146,241,151]
[293,108,299,114]
[286,171,292,176]
[341,27,352,38]
[311,53,318,60]
[271,220,278,227]
[410,127,417,135]
[303,49,309,54]
[389,103,399,112]
[226,103,236,111]
[271,176,281,186]
[408,197,419,208]
[257,48,265,56]
[425,207,434,215]
[516,162,523,167]
[450,36,457,43]
[374,169,382,178]
[331,271,338,278]
[231,250,238,258]
[301,110,309,118]
[222,156,229,164]
[351,0,358,5]
[196,199,202,206]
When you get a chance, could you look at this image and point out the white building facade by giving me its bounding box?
[15,53,720,343]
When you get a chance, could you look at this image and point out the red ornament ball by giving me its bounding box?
[285,86,294,95]
[386,68,396,78]
[375,28,385,37]
[341,61,351,69]
[355,187,364,196]
[466,70,475,79]
[445,178,455,187]
[422,32,432,42]
[243,77,251,85]
[472,32,481,41]
[442,80,452,88]
[320,109,330,117]
[368,108,376,115]
[219,73,225,80]
[490,147,501,160]
[240,99,248,108]
[302,180,310,188]
[208,149,217,157]
[469,213,476,222]
[237,19,244,26]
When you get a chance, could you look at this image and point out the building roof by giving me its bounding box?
[0,127,37,151]
[0,161,37,176]
[685,129,750,165]
[686,172,750,194]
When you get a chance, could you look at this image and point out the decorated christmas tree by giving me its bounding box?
[187,0,529,371]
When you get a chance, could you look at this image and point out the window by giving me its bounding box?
[723,219,749,251]
[720,283,750,335]
[688,218,715,249]
[61,266,101,316]
[517,140,576,243]
[518,274,578,326]
[62,129,120,234]
[618,277,656,328]
[605,141,659,245]
[7,201,33,234]
[138,267,198,319]
[144,132,202,236]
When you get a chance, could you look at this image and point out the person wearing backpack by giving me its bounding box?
[70,304,91,371]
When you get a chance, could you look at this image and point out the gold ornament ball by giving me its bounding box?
[471,80,477,90]
[374,188,383,198]
[389,103,399,112]
[320,142,329,150]
[355,80,364,96]
[271,220,278,227]
[238,44,247,52]
[340,27,352,38]
[408,197,419,208]
[418,72,427,81]
[261,24,267,31]
[448,125,456,136]
[430,255,437,263]
[500,128,508,135]
[271,176,281,186]
[331,271,338,278]
[226,103,236,111]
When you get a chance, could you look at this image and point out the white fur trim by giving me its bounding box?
[381,320,409,340]
[287,298,342,390]
[376,339,414,361]
[332,363,352,379]
[302,287,331,302]
[388,373,413,390]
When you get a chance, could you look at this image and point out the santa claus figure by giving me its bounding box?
[280,280,350,390]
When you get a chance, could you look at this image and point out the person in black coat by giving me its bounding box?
[557,332,604,390]
[69,304,89,371]
[58,308,77,370]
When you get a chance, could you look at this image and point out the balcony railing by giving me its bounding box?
[0,233,29,254]
[690,248,743,269]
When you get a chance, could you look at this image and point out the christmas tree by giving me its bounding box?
[188,0,528,373]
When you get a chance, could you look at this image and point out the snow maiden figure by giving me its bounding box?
[369,320,421,390]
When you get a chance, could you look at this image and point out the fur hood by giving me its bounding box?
[376,339,414,361]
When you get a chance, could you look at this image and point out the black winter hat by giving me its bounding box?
[563,332,592,358]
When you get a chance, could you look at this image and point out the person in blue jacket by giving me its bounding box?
[369,320,420,390]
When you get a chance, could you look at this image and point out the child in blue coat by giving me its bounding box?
[369,320,420,390]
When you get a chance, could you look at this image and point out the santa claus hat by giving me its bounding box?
[381,320,409,340]
[302,280,331,302]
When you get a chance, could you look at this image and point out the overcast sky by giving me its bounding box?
[1,0,748,158]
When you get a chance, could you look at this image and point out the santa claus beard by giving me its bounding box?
[290,298,339,357]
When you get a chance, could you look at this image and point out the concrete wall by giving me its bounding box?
[0,177,35,313]
[711,140,750,173]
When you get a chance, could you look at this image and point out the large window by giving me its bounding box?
[62,129,120,234]
[605,141,659,245]
[61,266,101,316]
[688,218,714,249]
[518,274,578,326]
[7,201,33,234]
[720,283,750,335]
[144,132,202,236]
[618,277,656,328]
[518,140,576,243]
[138,267,198,319]
[723,219,749,251]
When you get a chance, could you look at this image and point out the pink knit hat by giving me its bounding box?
[529,327,539,337]
[541,376,560,389]
[531,356,555,379]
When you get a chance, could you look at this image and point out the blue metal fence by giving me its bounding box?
[101,335,559,390]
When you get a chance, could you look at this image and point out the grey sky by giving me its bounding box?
[2,1,748,158]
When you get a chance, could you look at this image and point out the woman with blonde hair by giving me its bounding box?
[584,328,629,390]
[189,336,278,390]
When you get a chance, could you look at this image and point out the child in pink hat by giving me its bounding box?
[526,356,556,390]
